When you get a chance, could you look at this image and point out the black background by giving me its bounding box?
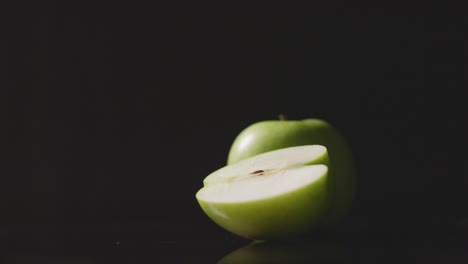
[1,1,467,260]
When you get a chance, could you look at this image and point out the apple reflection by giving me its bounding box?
[217,237,349,264]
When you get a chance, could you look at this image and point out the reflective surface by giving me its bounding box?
[2,219,468,263]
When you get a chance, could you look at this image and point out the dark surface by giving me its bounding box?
[2,221,468,263]
[1,2,467,262]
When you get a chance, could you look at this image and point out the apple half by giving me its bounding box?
[196,145,330,240]
[227,118,356,229]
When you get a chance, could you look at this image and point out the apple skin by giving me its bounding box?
[227,118,356,229]
[197,168,328,241]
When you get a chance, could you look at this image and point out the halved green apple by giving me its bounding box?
[227,118,356,229]
[196,145,330,240]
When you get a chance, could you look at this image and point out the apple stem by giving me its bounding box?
[278,114,287,120]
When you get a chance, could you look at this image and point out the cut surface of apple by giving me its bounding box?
[203,145,329,186]
[196,145,330,240]
[198,165,327,203]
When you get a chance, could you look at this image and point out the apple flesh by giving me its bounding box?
[227,118,356,229]
[204,144,329,186]
[196,145,330,240]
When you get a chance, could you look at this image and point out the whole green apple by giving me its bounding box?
[227,117,356,229]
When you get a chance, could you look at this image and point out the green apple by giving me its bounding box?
[227,117,355,229]
[196,145,330,240]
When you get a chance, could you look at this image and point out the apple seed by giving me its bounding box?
[250,170,265,176]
